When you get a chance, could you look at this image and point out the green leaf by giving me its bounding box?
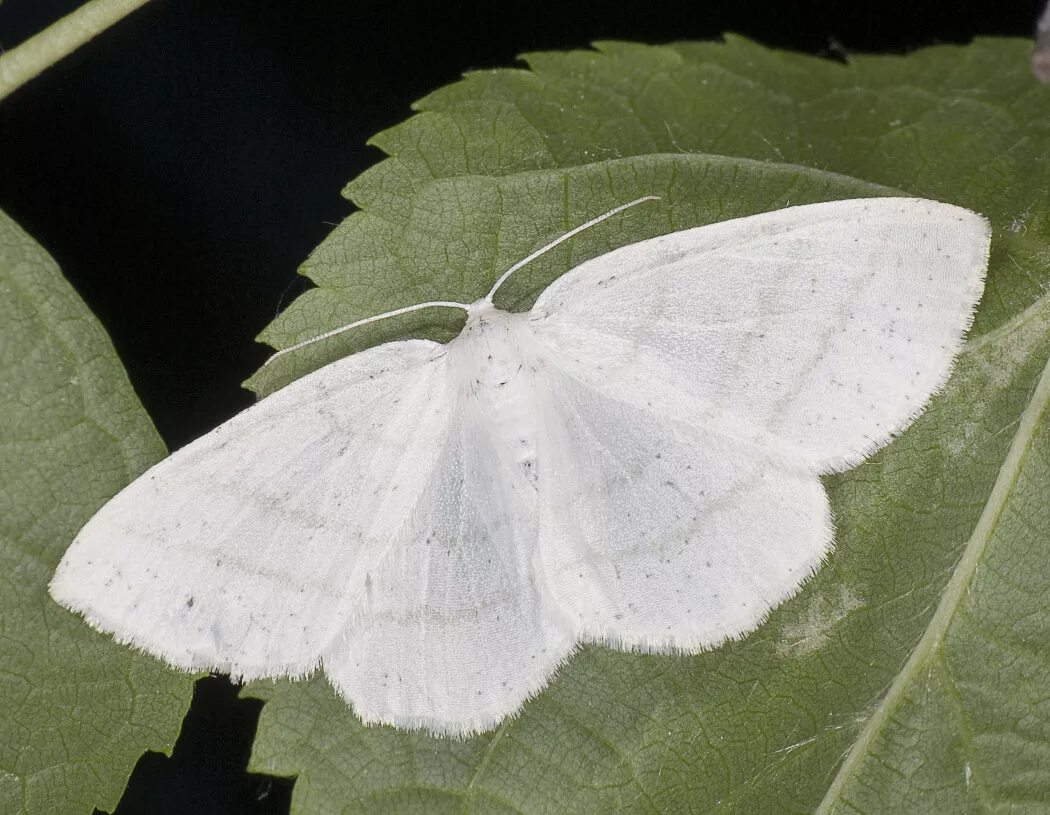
[0,210,196,815]
[816,331,1050,813]
[244,37,1050,813]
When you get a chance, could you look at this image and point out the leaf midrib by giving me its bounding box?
[814,348,1050,813]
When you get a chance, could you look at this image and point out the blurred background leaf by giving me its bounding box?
[0,209,196,815]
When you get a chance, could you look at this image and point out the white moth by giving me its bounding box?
[50,196,990,736]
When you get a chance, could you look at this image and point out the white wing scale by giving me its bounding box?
[532,198,990,472]
[534,367,832,650]
[527,197,987,654]
[51,340,454,678]
[326,391,574,734]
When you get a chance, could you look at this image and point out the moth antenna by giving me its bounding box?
[262,300,470,366]
[263,196,659,367]
[485,195,661,302]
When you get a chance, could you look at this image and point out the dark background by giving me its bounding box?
[0,1,1042,812]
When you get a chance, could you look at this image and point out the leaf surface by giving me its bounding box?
[0,210,195,815]
[241,37,1050,813]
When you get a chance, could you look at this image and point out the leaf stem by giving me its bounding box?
[815,350,1050,813]
[0,0,153,103]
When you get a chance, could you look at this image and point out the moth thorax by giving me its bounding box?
[456,304,533,387]
[454,304,538,475]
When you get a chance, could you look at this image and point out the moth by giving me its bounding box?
[51,196,990,735]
